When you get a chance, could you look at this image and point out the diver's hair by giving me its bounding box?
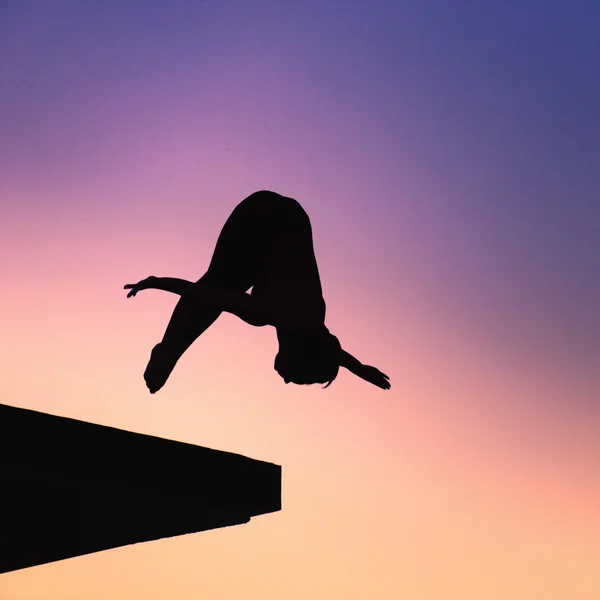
[318,332,341,388]
[275,330,342,389]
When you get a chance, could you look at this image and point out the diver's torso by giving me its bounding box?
[243,191,326,329]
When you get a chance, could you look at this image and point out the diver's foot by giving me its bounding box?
[144,343,179,394]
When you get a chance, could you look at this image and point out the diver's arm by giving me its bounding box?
[339,349,364,375]
[209,286,272,327]
[124,276,272,327]
[142,277,194,297]
[339,348,391,390]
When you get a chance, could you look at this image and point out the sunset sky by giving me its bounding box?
[1,1,599,598]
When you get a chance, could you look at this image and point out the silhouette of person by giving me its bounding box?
[124,190,390,392]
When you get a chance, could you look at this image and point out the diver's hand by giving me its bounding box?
[359,365,391,390]
[124,276,158,298]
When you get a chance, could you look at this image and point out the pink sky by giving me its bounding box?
[1,1,599,598]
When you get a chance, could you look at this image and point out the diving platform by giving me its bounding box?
[0,403,281,573]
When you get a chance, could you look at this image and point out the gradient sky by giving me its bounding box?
[1,1,599,598]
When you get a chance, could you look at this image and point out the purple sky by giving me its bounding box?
[1,2,600,597]
[3,0,598,396]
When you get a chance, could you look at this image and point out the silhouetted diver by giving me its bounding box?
[124,190,390,392]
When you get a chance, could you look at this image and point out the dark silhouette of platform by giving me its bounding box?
[0,403,281,574]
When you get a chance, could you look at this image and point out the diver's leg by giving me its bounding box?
[144,193,271,393]
[143,273,222,393]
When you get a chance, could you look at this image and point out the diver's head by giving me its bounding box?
[274,328,342,388]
